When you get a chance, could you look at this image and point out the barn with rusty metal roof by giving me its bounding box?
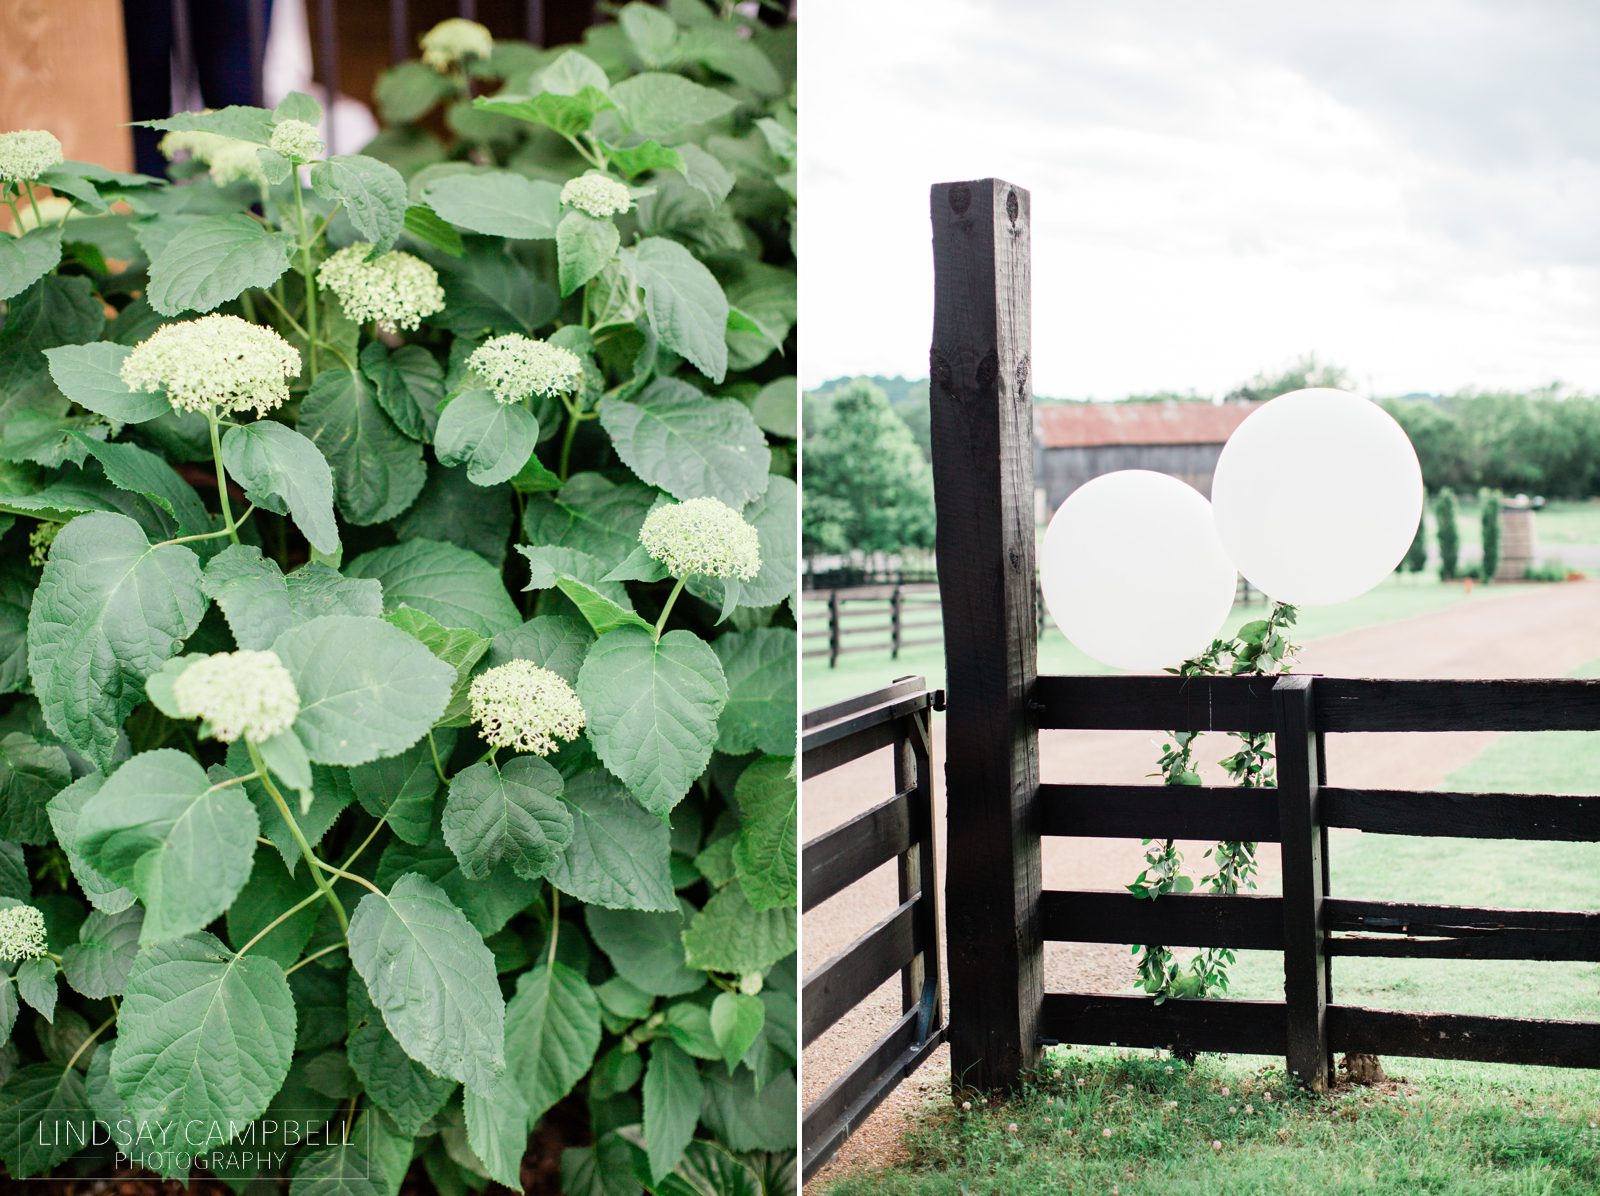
[1034,400,1261,512]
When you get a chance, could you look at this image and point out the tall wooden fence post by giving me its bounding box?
[1274,674,1331,1090]
[929,178,1042,1091]
[891,585,904,660]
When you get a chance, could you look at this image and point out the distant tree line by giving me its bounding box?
[1380,388,1600,499]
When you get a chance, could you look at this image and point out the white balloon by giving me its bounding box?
[1040,470,1238,672]
[1210,388,1423,606]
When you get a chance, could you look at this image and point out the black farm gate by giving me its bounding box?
[799,176,1600,1179]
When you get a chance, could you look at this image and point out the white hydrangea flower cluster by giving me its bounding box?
[318,243,446,332]
[158,129,268,187]
[10,195,74,234]
[639,498,762,581]
[468,334,584,404]
[121,315,301,418]
[0,904,47,962]
[560,174,633,219]
[172,649,301,744]
[269,119,324,162]
[469,660,586,756]
[421,18,494,72]
[0,129,63,183]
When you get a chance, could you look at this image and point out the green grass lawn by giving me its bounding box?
[825,1050,1600,1196]
[804,574,1509,711]
[821,662,1600,1194]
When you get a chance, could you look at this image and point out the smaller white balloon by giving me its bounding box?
[1210,388,1423,606]
[1040,470,1238,672]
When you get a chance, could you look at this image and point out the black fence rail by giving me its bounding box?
[800,677,945,1180]
[1035,672,1600,1082]
[801,584,944,668]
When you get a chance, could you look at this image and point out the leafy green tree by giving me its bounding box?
[1435,488,1461,580]
[1402,508,1428,573]
[1226,353,1351,403]
[1480,488,1503,581]
[802,380,934,558]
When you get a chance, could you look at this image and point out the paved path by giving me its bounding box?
[801,580,1600,1187]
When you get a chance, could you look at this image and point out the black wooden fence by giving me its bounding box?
[926,178,1600,1093]
[801,584,943,668]
[800,677,945,1180]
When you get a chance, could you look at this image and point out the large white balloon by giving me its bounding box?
[1210,388,1423,606]
[1040,470,1238,672]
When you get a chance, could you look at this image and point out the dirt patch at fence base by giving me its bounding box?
[801,580,1600,1190]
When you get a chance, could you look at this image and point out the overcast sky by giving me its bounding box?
[800,0,1600,399]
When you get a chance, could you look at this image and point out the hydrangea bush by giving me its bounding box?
[0,2,797,1190]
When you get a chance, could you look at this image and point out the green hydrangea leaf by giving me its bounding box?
[577,626,727,816]
[346,971,456,1136]
[731,756,796,912]
[442,757,572,882]
[627,238,730,383]
[111,932,297,1154]
[546,769,674,912]
[288,1108,414,1196]
[521,472,657,567]
[709,991,765,1072]
[310,155,407,252]
[60,905,144,998]
[422,172,562,240]
[558,210,621,298]
[435,388,539,486]
[713,628,796,756]
[600,379,769,506]
[46,774,136,913]
[642,1039,701,1182]
[0,227,64,302]
[463,1069,530,1189]
[299,366,427,526]
[681,882,794,974]
[0,731,71,844]
[221,421,340,554]
[145,214,295,316]
[45,342,168,423]
[488,615,594,684]
[77,749,259,944]
[584,901,702,997]
[346,872,506,1093]
[504,961,601,1126]
[360,341,445,442]
[0,1062,93,1177]
[26,512,206,771]
[610,73,738,141]
[349,537,520,636]
[201,545,382,651]
[271,614,454,766]
[17,956,58,1020]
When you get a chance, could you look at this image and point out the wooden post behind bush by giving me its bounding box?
[929,178,1042,1091]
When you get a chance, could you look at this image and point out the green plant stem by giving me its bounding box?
[256,286,309,339]
[286,941,346,975]
[291,168,319,378]
[236,890,325,957]
[340,815,389,872]
[204,767,263,794]
[21,180,44,226]
[161,504,257,547]
[65,1014,117,1072]
[654,575,688,639]
[547,887,560,969]
[313,858,383,897]
[207,410,241,544]
[426,730,449,784]
[247,741,349,933]
[558,404,582,480]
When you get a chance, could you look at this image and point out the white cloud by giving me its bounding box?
[800,0,1600,397]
